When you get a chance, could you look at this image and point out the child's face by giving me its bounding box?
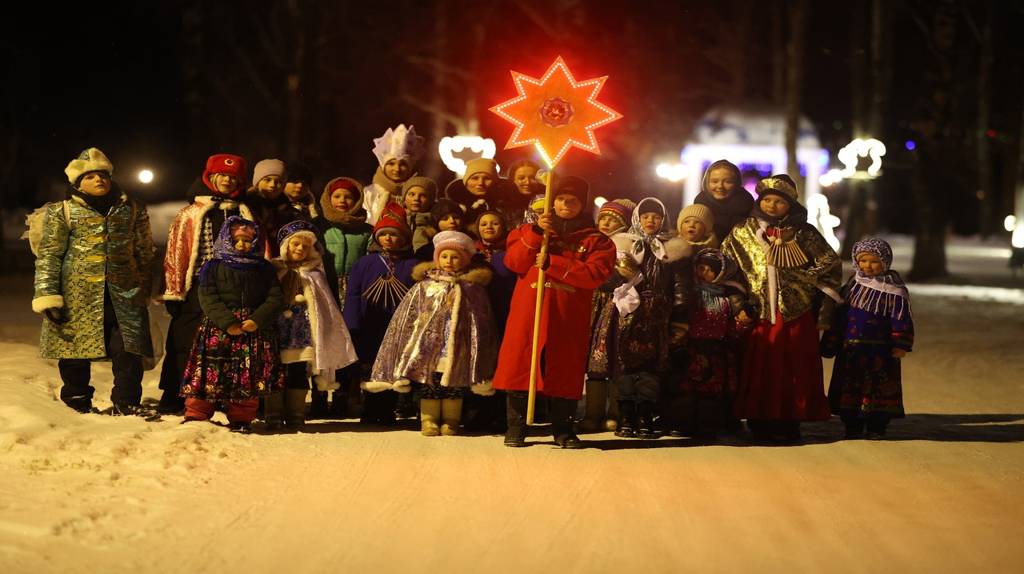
[212,173,239,195]
[286,235,315,262]
[680,217,709,242]
[404,186,431,213]
[856,252,885,276]
[438,249,467,273]
[257,175,282,199]
[376,229,405,251]
[330,188,358,212]
[477,213,504,242]
[78,172,112,196]
[466,172,494,197]
[639,212,664,234]
[597,214,622,236]
[383,158,411,182]
[284,181,308,202]
[232,229,255,252]
[438,214,462,232]
[759,195,790,218]
[696,263,717,283]
[553,194,582,219]
[707,167,738,200]
[513,166,538,196]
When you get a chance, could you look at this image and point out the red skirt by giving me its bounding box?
[734,311,831,421]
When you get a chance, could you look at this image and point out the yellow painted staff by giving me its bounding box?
[490,56,622,424]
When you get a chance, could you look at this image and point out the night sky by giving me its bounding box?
[5,0,1023,236]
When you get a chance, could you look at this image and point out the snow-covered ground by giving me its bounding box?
[2,262,1023,573]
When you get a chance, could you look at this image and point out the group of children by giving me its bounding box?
[32,129,915,444]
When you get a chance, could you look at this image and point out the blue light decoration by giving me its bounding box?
[904,140,917,151]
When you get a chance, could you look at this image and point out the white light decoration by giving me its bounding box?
[807,194,842,251]
[818,168,845,188]
[1004,215,1017,233]
[438,136,497,177]
[837,137,886,179]
[137,169,154,184]
[1013,226,1024,249]
[593,196,608,208]
[656,162,687,183]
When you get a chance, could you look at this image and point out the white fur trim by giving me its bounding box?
[313,373,340,392]
[181,201,255,296]
[610,233,635,253]
[817,284,844,303]
[361,380,394,393]
[662,237,691,263]
[65,148,113,184]
[32,295,64,313]
[280,347,315,364]
[470,380,495,396]
[392,378,413,394]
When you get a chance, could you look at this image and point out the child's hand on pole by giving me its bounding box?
[536,212,554,233]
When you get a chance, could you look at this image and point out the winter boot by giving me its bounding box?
[605,384,620,431]
[156,389,184,415]
[309,390,329,420]
[440,398,463,436]
[615,400,637,438]
[504,392,528,447]
[328,391,347,419]
[228,421,252,434]
[284,389,308,430]
[420,398,441,436]
[263,392,284,431]
[579,379,607,433]
[550,397,583,449]
[636,401,660,439]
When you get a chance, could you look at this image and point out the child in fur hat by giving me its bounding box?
[267,221,358,431]
[821,237,913,439]
[369,230,498,436]
[693,159,754,242]
[344,204,419,425]
[667,248,752,439]
[181,217,284,433]
[721,174,842,444]
[402,176,439,255]
[33,148,156,415]
[364,124,425,225]
[581,198,637,432]
[611,198,689,439]
[492,176,617,448]
[159,153,260,414]
[444,158,500,224]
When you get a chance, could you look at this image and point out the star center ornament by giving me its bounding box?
[489,56,622,168]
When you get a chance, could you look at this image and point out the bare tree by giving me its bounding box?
[784,0,808,196]
[963,0,996,237]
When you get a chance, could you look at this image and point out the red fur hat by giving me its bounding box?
[202,153,247,197]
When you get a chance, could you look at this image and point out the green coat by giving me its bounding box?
[32,192,156,359]
[197,260,283,333]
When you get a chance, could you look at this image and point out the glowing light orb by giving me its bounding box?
[137,169,154,184]
[1005,215,1017,233]
[656,162,687,183]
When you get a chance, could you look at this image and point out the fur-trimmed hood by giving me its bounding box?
[412,261,493,285]
[620,231,691,263]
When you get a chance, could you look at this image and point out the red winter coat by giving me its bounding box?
[492,223,616,399]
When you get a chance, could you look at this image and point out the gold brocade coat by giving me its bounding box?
[32,192,156,359]
[721,217,841,324]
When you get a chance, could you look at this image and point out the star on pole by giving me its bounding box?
[489,56,622,168]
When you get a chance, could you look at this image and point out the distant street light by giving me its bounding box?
[1004,215,1016,233]
[138,169,154,184]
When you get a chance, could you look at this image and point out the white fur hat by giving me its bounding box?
[65,148,113,185]
[372,124,425,167]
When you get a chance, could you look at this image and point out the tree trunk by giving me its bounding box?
[784,0,807,197]
[284,0,306,162]
[975,0,995,237]
[842,0,869,258]
[864,0,891,237]
[771,0,785,105]
[428,0,449,183]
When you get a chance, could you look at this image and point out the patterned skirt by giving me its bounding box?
[181,308,283,401]
[675,338,739,399]
[827,344,905,418]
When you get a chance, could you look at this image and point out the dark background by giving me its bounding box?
[3,0,1023,244]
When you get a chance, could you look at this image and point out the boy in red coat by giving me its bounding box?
[492,176,616,448]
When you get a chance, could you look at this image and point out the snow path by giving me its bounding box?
[1,274,1023,573]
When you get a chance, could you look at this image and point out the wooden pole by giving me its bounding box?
[526,166,554,425]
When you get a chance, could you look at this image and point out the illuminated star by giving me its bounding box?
[489,56,622,168]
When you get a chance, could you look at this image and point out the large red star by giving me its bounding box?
[489,57,622,168]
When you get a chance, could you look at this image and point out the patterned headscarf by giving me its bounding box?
[212,216,266,269]
[849,237,910,320]
[628,197,673,263]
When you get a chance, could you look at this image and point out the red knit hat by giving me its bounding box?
[202,153,247,197]
[373,203,412,244]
